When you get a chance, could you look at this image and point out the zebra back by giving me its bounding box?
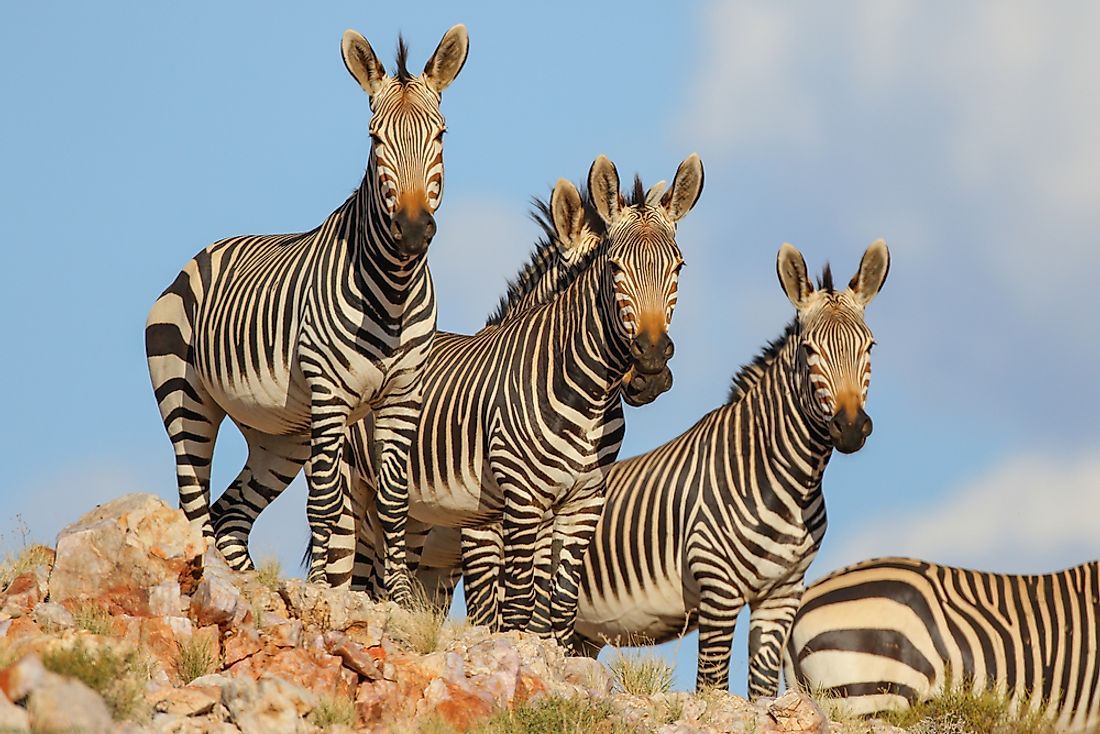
[784,556,1100,732]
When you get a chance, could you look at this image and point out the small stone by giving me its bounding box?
[325,631,382,679]
[263,616,303,648]
[223,674,317,734]
[0,694,29,731]
[766,689,828,734]
[0,565,50,618]
[153,685,219,716]
[31,602,74,631]
[223,625,262,666]
[191,572,244,627]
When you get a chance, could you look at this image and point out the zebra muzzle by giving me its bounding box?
[390,207,437,257]
[622,364,673,406]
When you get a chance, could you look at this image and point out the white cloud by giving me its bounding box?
[829,447,1100,575]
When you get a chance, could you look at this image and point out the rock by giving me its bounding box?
[765,689,828,734]
[419,677,494,731]
[324,631,382,679]
[563,655,614,695]
[0,564,50,618]
[31,601,74,631]
[191,573,244,627]
[153,685,219,716]
[223,675,316,734]
[49,494,205,616]
[148,580,185,617]
[1,653,46,701]
[26,672,113,734]
[223,626,262,666]
[0,694,29,732]
[262,616,302,649]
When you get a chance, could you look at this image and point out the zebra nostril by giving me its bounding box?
[390,219,403,241]
[630,340,645,360]
[424,219,437,242]
[663,339,674,360]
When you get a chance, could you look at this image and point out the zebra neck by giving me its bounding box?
[551,256,634,393]
[730,342,834,496]
[347,166,429,283]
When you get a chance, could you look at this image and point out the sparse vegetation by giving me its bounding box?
[877,685,1057,734]
[175,634,219,684]
[71,601,114,636]
[254,557,283,591]
[41,640,154,721]
[308,692,358,729]
[387,581,449,654]
[0,543,51,592]
[473,697,636,734]
[608,649,673,696]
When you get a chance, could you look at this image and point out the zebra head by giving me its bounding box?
[777,240,890,454]
[589,154,705,406]
[341,25,469,258]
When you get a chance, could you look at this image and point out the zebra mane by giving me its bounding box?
[817,263,834,292]
[726,320,799,404]
[626,175,646,207]
[394,36,412,82]
[484,187,606,328]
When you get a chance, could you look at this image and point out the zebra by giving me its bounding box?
[783,557,1100,733]
[571,240,890,696]
[145,25,469,600]
[341,156,704,647]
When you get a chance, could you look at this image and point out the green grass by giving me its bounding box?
[308,693,358,729]
[42,641,153,721]
[877,685,1057,734]
[175,634,220,684]
[607,650,673,696]
[472,697,636,734]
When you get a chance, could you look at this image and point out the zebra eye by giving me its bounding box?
[868,339,877,352]
[434,127,447,142]
[803,342,818,358]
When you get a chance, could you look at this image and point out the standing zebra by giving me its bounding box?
[573,241,890,695]
[784,557,1100,733]
[145,26,469,599]
[342,156,704,645]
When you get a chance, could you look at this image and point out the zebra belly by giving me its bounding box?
[576,568,691,646]
[408,471,501,527]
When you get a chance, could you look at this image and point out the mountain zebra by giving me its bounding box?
[343,156,704,645]
[784,557,1100,733]
[573,241,890,696]
[146,26,469,599]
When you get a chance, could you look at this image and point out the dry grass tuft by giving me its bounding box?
[608,649,674,696]
[308,692,358,729]
[387,581,449,655]
[0,543,52,592]
[71,602,114,636]
[878,685,1057,734]
[254,557,283,591]
[42,640,154,721]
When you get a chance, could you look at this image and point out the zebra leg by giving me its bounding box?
[546,494,604,652]
[371,396,420,606]
[461,524,503,629]
[746,580,805,699]
[210,430,309,571]
[499,482,546,632]
[527,512,557,637]
[146,299,225,542]
[696,581,746,691]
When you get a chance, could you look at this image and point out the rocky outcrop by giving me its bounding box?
[0,494,908,733]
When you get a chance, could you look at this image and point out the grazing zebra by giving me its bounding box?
[783,557,1100,733]
[343,156,704,645]
[145,26,469,598]
[573,240,890,696]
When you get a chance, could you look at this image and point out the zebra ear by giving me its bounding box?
[849,239,890,306]
[777,243,814,309]
[551,179,586,256]
[588,155,623,224]
[660,153,704,223]
[342,30,388,97]
[645,180,668,207]
[423,24,469,94]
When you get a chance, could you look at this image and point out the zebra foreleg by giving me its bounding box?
[371,398,419,606]
[461,525,503,629]
[546,495,604,652]
[210,430,309,571]
[695,579,746,691]
[746,580,804,700]
[499,483,545,632]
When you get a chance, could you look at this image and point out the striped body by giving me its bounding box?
[147,27,468,598]
[575,242,890,695]
[784,557,1100,733]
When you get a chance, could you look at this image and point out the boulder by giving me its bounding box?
[25,671,113,734]
[222,674,316,734]
[49,494,205,616]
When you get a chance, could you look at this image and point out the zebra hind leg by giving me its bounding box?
[145,290,225,543]
[695,581,746,691]
[210,429,309,571]
[461,525,504,630]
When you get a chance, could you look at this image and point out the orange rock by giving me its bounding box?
[223,626,262,666]
[427,679,494,732]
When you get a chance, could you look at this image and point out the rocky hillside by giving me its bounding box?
[0,493,909,733]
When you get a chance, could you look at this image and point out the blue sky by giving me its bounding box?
[3,3,1099,694]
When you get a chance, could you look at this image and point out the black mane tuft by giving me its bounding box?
[395,36,412,82]
[817,263,834,293]
[628,175,646,207]
[726,320,799,404]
